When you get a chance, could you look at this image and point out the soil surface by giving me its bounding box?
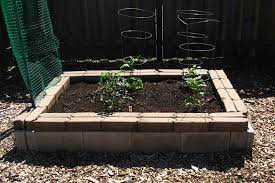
[49,79,223,113]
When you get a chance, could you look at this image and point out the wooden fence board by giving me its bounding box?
[0,0,275,63]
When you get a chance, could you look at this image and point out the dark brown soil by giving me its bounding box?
[49,79,224,113]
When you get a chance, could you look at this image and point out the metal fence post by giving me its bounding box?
[156,0,163,62]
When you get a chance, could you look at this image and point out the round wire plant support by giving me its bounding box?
[179,58,203,67]
[177,15,220,25]
[118,7,155,57]
[177,9,220,67]
[118,8,155,19]
[179,43,215,52]
[177,32,208,39]
[182,73,210,82]
[177,10,214,16]
[121,30,153,40]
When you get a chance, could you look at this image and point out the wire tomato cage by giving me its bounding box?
[177,9,220,67]
[118,7,155,66]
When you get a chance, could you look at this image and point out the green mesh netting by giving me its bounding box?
[1,0,62,106]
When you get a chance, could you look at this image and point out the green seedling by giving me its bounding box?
[98,71,143,112]
[120,55,144,71]
[183,65,200,78]
[183,65,206,108]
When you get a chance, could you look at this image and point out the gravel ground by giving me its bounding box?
[0,67,274,182]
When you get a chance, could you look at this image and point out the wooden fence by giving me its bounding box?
[1,0,275,64]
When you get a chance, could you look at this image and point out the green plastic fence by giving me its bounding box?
[0,0,62,106]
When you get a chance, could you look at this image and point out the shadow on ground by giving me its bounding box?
[1,147,250,172]
[0,128,13,141]
[0,67,30,104]
[224,65,275,99]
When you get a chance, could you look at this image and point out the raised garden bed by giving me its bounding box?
[13,69,254,152]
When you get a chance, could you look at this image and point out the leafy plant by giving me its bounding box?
[97,55,145,112]
[183,65,200,78]
[183,65,206,108]
[97,71,143,111]
[98,72,130,111]
[126,77,143,90]
[120,55,144,71]
[185,76,205,93]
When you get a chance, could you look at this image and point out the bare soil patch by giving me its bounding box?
[49,79,223,113]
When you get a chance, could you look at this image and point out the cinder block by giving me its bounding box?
[139,69,159,74]
[221,79,233,89]
[26,131,38,151]
[230,132,248,151]
[85,70,105,76]
[181,132,230,153]
[212,79,224,89]
[176,113,208,118]
[233,100,248,115]
[101,117,138,132]
[182,69,208,75]
[247,122,255,151]
[222,99,237,112]
[35,132,84,152]
[13,111,30,130]
[226,89,241,100]
[57,76,70,91]
[174,117,208,132]
[209,112,244,118]
[38,95,56,110]
[158,69,183,75]
[72,112,140,118]
[230,122,255,151]
[83,132,132,152]
[71,113,99,117]
[123,70,157,77]
[46,85,64,100]
[110,112,141,117]
[39,113,72,118]
[132,132,180,152]
[209,70,219,79]
[36,132,63,152]
[25,107,47,122]
[62,132,84,151]
[67,117,101,131]
[57,76,69,85]
[158,72,181,77]
[197,69,208,75]
[33,117,69,132]
[209,117,248,132]
[217,89,230,100]
[140,113,176,118]
[158,69,182,73]
[137,118,174,132]
[215,70,227,79]
[14,131,27,150]
[62,71,86,77]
